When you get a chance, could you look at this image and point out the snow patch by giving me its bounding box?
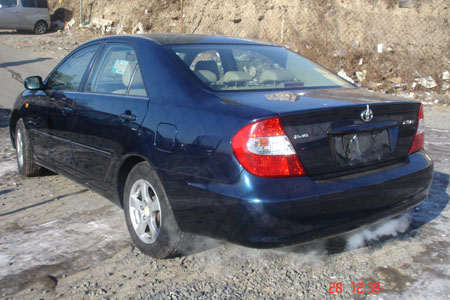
[0,160,16,177]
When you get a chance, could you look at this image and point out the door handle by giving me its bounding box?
[119,112,137,122]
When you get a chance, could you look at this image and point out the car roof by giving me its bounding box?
[98,34,274,46]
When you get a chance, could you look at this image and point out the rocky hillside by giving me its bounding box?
[49,0,449,96]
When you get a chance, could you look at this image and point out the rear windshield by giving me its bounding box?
[165,44,352,91]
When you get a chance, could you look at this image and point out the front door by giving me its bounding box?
[32,44,100,171]
[71,42,149,189]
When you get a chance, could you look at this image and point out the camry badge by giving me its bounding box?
[361,105,373,122]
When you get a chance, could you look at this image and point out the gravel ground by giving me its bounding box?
[0,32,449,299]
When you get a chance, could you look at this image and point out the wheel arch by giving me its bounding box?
[115,154,148,208]
[9,110,21,149]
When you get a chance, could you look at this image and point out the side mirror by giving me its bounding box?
[24,76,43,90]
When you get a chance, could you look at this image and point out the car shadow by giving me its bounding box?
[0,30,34,35]
[409,171,450,230]
[0,58,52,69]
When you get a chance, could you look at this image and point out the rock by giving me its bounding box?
[390,77,403,84]
[337,69,354,83]
[441,82,450,91]
[333,49,346,57]
[415,76,437,89]
[132,22,145,34]
[91,17,113,29]
[441,71,450,81]
[367,82,383,89]
[355,70,366,82]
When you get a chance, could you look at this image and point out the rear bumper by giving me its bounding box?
[161,151,433,247]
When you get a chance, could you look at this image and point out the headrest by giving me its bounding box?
[223,71,252,83]
[122,63,135,87]
[194,60,220,79]
[259,69,295,83]
[195,70,218,83]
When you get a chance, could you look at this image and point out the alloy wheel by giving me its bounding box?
[128,179,161,244]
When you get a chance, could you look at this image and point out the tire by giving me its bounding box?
[34,21,48,35]
[123,161,188,258]
[15,119,41,176]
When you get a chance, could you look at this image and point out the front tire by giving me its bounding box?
[123,162,188,258]
[34,21,48,34]
[15,119,40,176]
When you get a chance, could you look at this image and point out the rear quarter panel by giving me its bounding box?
[132,38,274,185]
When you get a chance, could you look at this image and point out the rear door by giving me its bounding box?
[71,42,149,189]
[0,0,20,28]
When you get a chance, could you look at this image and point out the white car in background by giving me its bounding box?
[0,0,50,34]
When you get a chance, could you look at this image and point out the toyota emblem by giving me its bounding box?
[361,105,373,122]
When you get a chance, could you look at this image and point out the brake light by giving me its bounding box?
[409,104,425,154]
[232,117,306,177]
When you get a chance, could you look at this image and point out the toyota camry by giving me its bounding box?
[9,34,433,258]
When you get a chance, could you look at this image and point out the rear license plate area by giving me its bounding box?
[333,129,392,166]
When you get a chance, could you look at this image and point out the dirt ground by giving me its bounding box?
[44,0,450,101]
[0,25,449,299]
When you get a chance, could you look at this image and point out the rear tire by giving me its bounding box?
[123,161,188,258]
[15,119,40,177]
[34,21,47,34]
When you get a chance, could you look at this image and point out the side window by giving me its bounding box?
[46,45,98,91]
[0,0,18,8]
[128,66,147,97]
[87,43,139,95]
[21,0,35,8]
[36,0,47,8]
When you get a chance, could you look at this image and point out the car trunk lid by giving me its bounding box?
[280,102,420,178]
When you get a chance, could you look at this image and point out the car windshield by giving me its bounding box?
[165,44,352,91]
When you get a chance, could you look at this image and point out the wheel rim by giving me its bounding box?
[129,179,161,244]
[35,22,46,34]
[16,130,24,168]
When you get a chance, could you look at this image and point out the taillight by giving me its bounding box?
[232,117,306,177]
[409,104,425,154]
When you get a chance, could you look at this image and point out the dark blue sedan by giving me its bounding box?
[9,34,433,258]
